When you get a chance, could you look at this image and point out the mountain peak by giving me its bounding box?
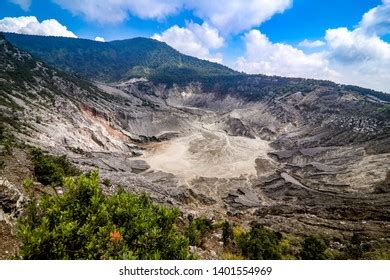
[3,32,237,83]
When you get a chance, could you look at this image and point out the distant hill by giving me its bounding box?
[3,32,237,84]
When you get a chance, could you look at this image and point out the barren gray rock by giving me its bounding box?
[0,178,25,220]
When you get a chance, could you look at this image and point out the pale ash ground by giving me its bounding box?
[142,126,271,180]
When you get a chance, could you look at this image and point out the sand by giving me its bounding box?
[142,129,271,179]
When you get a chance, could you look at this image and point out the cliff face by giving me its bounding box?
[1,35,390,256]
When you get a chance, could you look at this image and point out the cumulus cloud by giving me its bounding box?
[298,39,325,48]
[185,0,292,34]
[358,0,390,36]
[9,0,31,11]
[152,22,224,63]
[236,0,390,92]
[235,30,337,80]
[53,0,292,34]
[0,16,77,38]
[324,28,390,92]
[94,36,105,42]
[53,0,182,23]
[321,0,390,91]
[325,27,390,63]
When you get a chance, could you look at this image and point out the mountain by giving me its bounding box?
[4,32,390,103]
[3,32,237,84]
[1,34,390,259]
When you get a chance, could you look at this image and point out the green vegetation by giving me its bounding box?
[222,221,234,247]
[299,236,329,260]
[185,216,213,247]
[4,33,236,84]
[17,171,190,260]
[237,224,282,260]
[30,148,81,186]
[0,123,15,157]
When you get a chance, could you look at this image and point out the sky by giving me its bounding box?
[0,0,389,93]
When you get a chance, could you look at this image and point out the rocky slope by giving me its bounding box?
[1,34,389,258]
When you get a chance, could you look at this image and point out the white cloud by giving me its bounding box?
[358,0,390,36]
[185,0,292,34]
[298,39,325,48]
[324,27,390,92]
[0,16,77,38]
[235,30,337,80]
[152,22,224,63]
[236,0,390,93]
[53,0,182,23]
[9,0,31,11]
[94,36,105,42]
[321,0,390,91]
[53,0,292,34]
[325,27,390,63]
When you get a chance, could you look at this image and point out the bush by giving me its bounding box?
[0,123,14,155]
[30,148,80,186]
[17,171,190,260]
[185,216,213,247]
[222,221,234,247]
[237,224,282,260]
[300,236,328,260]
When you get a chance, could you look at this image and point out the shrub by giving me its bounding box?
[300,236,328,260]
[185,216,213,247]
[0,123,14,155]
[237,224,282,260]
[17,171,190,260]
[222,221,234,247]
[30,148,80,186]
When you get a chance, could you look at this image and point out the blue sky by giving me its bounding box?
[0,0,389,92]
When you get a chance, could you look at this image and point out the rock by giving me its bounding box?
[128,160,150,173]
[0,177,25,219]
[280,172,306,188]
[190,189,217,205]
[225,187,261,208]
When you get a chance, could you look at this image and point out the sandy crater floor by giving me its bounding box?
[142,129,271,179]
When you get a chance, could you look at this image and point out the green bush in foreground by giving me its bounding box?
[17,171,190,260]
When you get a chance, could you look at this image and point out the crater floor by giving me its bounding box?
[142,128,271,180]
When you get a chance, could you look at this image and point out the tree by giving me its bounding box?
[300,236,328,260]
[237,224,282,260]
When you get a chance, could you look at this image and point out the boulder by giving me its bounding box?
[0,177,25,219]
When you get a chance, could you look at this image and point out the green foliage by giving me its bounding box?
[279,234,302,260]
[222,221,234,247]
[185,216,213,247]
[30,148,81,186]
[4,33,236,84]
[237,224,282,260]
[0,123,14,155]
[300,236,329,260]
[17,171,190,260]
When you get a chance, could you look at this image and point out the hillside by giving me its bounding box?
[3,32,237,83]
